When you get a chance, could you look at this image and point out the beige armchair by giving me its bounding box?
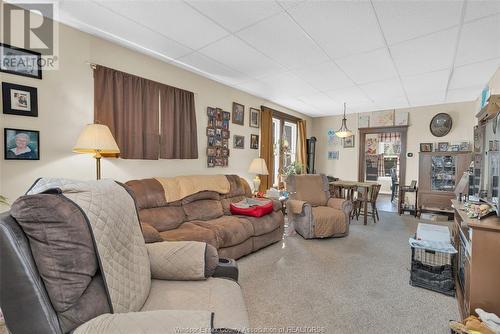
[286,174,352,239]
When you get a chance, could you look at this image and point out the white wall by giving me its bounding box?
[312,101,477,185]
[0,20,311,204]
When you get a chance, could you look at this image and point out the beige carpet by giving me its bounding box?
[238,211,458,333]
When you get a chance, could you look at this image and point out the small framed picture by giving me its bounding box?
[223,111,231,120]
[250,134,259,149]
[215,128,222,138]
[222,119,229,130]
[4,128,40,160]
[207,156,215,168]
[249,108,260,128]
[2,82,38,117]
[420,143,433,152]
[343,135,355,148]
[222,139,229,148]
[451,144,460,152]
[437,142,449,152]
[207,147,216,156]
[233,135,245,149]
[215,147,222,157]
[215,138,222,146]
[207,128,215,137]
[215,108,222,121]
[232,102,244,125]
[208,136,215,147]
[0,43,42,79]
[215,157,223,167]
[222,148,229,157]
[208,117,215,128]
[222,157,228,167]
[222,130,230,139]
[207,107,216,117]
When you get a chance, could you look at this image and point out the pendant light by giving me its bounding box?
[335,102,353,138]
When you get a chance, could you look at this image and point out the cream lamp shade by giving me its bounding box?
[248,158,269,192]
[73,124,120,180]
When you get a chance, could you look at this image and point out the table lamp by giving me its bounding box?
[248,158,269,192]
[73,124,120,180]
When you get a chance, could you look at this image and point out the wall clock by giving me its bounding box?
[430,113,453,137]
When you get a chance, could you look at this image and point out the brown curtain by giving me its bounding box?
[94,65,159,159]
[159,85,198,159]
[297,119,307,173]
[259,107,273,192]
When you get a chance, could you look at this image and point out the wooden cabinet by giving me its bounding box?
[452,200,500,319]
[418,152,472,214]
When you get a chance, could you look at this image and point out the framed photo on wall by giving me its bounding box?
[250,134,259,149]
[233,135,245,149]
[249,108,260,128]
[2,82,38,117]
[0,43,42,79]
[343,135,355,148]
[232,102,244,125]
[420,143,433,152]
[4,128,40,160]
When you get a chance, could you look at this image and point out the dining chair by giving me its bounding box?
[354,184,381,223]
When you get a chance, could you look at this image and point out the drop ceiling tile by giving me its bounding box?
[236,13,328,69]
[446,85,483,103]
[59,1,192,59]
[373,1,463,45]
[325,86,372,108]
[449,58,500,90]
[455,14,500,66]
[258,72,319,97]
[391,27,458,76]
[233,79,274,99]
[335,48,398,84]
[176,52,250,85]
[297,92,338,111]
[359,78,406,101]
[408,92,446,107]
[287,1,385,59]
[373,96,409,111]
[465,1,500,22]
[402,70,450,96]
[199,35,286,78]
[292,61,355,91]
[186,1,282,32]
[96,1,229,50]
[278,0,307,10]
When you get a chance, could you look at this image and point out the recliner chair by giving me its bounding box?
[286,174,352,239]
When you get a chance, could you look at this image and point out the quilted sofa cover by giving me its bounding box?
[17,177,249,333]
[126,175,285,259]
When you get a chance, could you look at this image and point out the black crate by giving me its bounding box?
[410,246,456,297]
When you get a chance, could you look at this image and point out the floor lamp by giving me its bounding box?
[73,124,120,180]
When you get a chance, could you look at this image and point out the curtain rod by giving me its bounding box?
[84,61,198,96]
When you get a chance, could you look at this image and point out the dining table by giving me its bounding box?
[329,180,380,225]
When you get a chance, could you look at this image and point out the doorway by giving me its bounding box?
[358,126,408,213]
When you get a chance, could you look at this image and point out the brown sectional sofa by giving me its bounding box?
[126,175,285,259]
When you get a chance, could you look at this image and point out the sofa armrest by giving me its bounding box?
[271,199,282,212]
[74,310,213,334]
[287,199,309,215]
[146,241,219,280]
[327,198,353,214]
[213,258,239,281]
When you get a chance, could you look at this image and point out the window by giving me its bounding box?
[271,113,298,187]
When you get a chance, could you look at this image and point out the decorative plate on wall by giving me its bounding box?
[430,113,453,137]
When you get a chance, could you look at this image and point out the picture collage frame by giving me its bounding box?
[207,107,230,168]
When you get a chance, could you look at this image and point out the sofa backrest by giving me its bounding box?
[287,174,330,206]
[126,175,252,233]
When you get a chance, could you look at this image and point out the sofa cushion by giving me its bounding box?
[126,178,167,209]
[142,278,249,330]
[181,191,220,204]
[312,206,347,237]
[160,222,219,248]
[237,211,283,237]
[10,192,110,333]
[293,175,328,206]
[141,222,162,243]
[183,199,223,221]
[220,196,246,215]
[139,206,186,232]
[191,216,253,248]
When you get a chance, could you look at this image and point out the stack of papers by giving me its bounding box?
[409,223,457,254]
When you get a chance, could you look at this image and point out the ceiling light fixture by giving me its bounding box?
[336,102,353,138]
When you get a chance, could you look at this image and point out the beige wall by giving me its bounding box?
[0,21,311,204]
[312,101,477,185]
